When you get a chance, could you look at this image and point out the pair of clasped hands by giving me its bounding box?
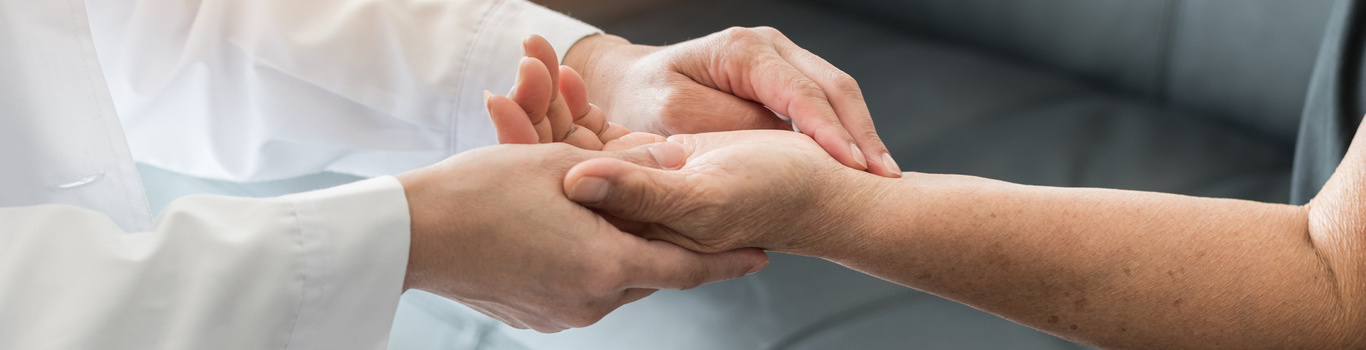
[396,31,899,332]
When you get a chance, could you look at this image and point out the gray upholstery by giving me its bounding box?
[1294,0,1363,204]
[800,0,1334,142]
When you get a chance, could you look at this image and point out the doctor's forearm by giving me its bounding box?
[815,173,1363,349]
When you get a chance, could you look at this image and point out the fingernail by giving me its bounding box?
[568,177,610,203]
[850,143,868,169]
[483,90,492,104]
[746,259,769,275]
[883,153,902,174]
[648,143,685,170]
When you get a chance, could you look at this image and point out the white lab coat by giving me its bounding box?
[0,0,597,348]
[88,0,599,182]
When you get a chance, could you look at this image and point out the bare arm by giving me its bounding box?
[828,172,1354,348]
[563,125,1366,349]
[811,124,1366,348]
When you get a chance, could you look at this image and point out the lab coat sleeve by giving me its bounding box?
[0,176,410,350]
[86,0,601,182]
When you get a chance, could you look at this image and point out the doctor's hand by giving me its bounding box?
[562,130,886,256]
[561,29,902,178]
[395,143,768,333]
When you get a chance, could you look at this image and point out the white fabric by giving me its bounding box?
[3,0,415,348]
[0,177,412,350]
[86,0,602,182]
[0,0,151,232]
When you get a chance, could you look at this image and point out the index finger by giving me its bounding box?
[766,30,900,178]
[741,51,869,173]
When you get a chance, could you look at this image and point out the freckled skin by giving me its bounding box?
[807,122,1366,348]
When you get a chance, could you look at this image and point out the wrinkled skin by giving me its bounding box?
[396,142,767,333]
[563,130,867,255]
[564,28,902,178]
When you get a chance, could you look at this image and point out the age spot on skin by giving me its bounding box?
[1070,324,1078,330]
[1074,297,1089,311]
[1047,315,1060,324]
[1173,298,1184,307]
[1123,268,1132,275]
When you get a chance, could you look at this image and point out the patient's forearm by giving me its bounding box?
[817,174,1363,349]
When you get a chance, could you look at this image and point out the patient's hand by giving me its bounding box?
[487,37,872,255]
[486,35,665,151]
[564,130,877,255]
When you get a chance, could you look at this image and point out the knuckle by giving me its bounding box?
[830,72,865,99]
[721,26,755,41]
[751,26,783,38]
[717,27,771,50]
[790,77,829,103]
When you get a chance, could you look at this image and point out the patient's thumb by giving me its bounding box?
[564,157,690,223]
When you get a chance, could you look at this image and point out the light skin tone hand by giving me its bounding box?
[559,126,1366,348]
[487,35,668,152]
[562,28,903,178]
[393,142,767,334]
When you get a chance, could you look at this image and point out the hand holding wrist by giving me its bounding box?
[394,143,767,332]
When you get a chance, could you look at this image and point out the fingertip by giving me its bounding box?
[849,142,869,169]
[564,158,633,200]
[521,34,535,52]
[878,152,903,178]
[560,66,592,117]
[486,92,539,144]
[513,57,553,121]
[566,175,611,204]
[810,130,865,171]
[522,35,561,100]
[664,134,699,159]
[743,249,771,275]
[643,141,685,170]
[599,122,632,142]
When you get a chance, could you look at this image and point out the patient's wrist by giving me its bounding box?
[786,169,904,258]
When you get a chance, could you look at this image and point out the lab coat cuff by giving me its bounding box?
[484,0,601,69]
[453,0,602,153]
[282,176,411,350]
